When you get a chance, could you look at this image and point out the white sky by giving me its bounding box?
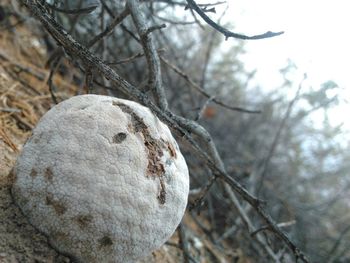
[210,0,350,131]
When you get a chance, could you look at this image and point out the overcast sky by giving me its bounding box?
[207,0,350,130]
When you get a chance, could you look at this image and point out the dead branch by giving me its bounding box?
[126,0,168,110]
[44,2,99,15]
[87,7,130,48]
[186,0,284,40]
[251,220,296,237]
[160,56,261,113]
[256,74,306,195]
[17,1,309,262]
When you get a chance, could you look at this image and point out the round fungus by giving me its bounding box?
[12,95,189,263]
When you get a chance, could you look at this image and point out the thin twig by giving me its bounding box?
[143,0,226,8]
[84,68,94,93]
[199,5,228,90]
[47,56,61,104]
[161,56,261,113]
[106,52,144,65]
[45,2,98,15]
[223,183,280,261]
[178,223,191,263]
[146,23,167,34]
[186,0,284,40]
[325,224,350,262]
[153,13,197,25]
[189,174,217,212]
[251,220,296,237]
[195,96,215,121]
[256,74,306,195]
[87,7,130,48]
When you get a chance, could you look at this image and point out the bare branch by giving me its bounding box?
[256,74,306,195]
[195,96,215,121]
[106,52,144,65]
[146,23,167,34]
[126,0,168,110]
[186,0,284,40]
[84,67,94,93]
[45,2,99,15]
[153,13,197,25]
[189,174,217,211]
[160,56,261,114]
[87,7,130,48]
[224,183,281,261]
[326,224,350,262]
[47,56,61,104]
[178,223,191,263]
[251,220,296,237]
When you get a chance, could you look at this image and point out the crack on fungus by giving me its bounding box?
[98,236,113,247]
[112,132,127,143]
[46,193,67,215]
[158,178,166,204]
[74,214,93,228]
[78,104,91,110]
[53,231,68,241]
[8,168,17,185]
[30,168,38,178]
[29,132,43,144]
[44,167,53,182]
[166,141,177,159]
[127,123,134,133]
[114,101,167,204]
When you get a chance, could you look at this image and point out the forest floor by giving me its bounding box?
[0,5,237,263]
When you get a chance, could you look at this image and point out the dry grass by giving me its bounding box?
[0,27,73,170]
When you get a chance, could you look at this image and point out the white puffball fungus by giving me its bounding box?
[12,95,189,263]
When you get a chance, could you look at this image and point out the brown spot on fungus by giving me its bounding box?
[79,104,90,110]
[44,167,53,181]
[112,132,127,143]
[8,168,17,184]
[54,231,69,241]
[75,214,93,228]
[158,178,166,205]
[127,123,134,133]
[115,102,168,204]
[99,236,113,247]
[32,132,43,143]
[53,231,72,248]
[46,194,67,215]
[30,168,38,178]
[167,142,177,158]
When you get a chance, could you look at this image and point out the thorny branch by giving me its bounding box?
[18,1,309,262]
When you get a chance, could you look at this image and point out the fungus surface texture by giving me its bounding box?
[12,95,189,263]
